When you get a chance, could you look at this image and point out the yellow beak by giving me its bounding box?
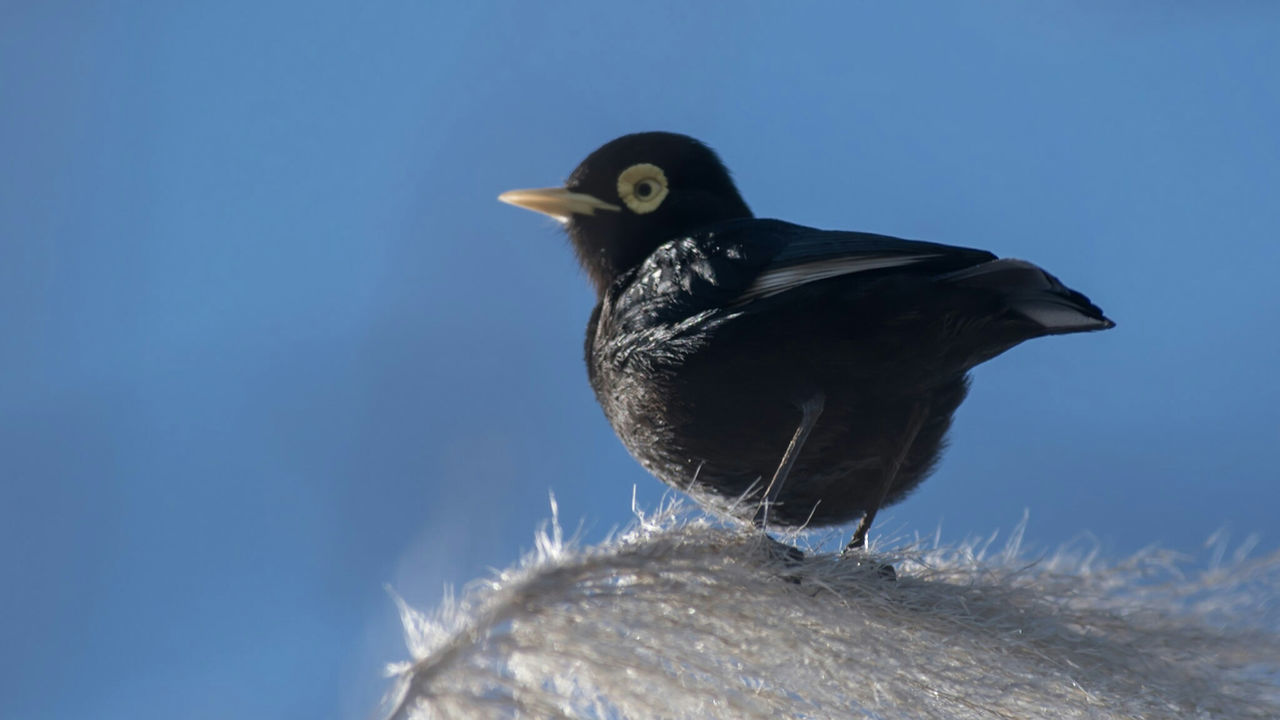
[498,187,621,223]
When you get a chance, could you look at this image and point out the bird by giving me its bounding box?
[499,132,1113,553]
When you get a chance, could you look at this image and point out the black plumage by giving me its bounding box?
[501,132,1112,549]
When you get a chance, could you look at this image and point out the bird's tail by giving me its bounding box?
[945,259,1114,334]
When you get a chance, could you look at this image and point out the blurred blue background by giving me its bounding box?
[3,3,1278,718]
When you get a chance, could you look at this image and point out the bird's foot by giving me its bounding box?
[763,534,806,563]
[840,542,896,581]
[759,533,806,583]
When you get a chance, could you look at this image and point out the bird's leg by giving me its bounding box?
[756,392,825,529]
[845,401,930,553]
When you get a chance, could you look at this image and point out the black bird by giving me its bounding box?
[500,132,1112,551]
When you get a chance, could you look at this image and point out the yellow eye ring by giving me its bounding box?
[617,163,669,214]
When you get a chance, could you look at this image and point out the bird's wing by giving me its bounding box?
[703,219,998,306]
[735,221,1000,304]
[606,219,997,330]
[601,219,1110,361]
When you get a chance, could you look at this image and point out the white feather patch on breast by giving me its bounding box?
[737,254,940,304]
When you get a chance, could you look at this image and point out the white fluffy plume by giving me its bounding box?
[383,500,1280,719]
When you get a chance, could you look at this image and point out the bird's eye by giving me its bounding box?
[617,163,669,214]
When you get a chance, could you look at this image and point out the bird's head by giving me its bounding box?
[500,132,753,295]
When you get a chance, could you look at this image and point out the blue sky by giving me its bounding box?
[2,3,1278,718]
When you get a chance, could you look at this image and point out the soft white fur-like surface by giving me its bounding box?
[384,502,1279,719]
